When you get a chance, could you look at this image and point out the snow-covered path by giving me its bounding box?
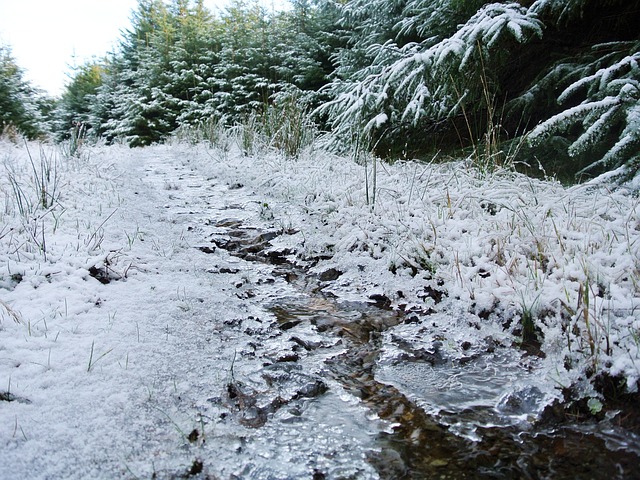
[0,145,383,479]
[2,142,639,479]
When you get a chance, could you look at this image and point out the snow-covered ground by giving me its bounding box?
[1,138,639,478]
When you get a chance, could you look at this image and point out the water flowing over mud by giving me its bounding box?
[207,219,640,479]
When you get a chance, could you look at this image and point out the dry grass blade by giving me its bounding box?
[0,299,23,324]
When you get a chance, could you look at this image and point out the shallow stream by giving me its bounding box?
[209,219,640,479]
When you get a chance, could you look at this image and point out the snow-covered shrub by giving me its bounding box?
[321,2,542,152]
[528,41,640,181]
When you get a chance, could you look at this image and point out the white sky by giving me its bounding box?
[0,0,286,97]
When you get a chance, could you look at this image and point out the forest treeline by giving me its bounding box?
[2,0,639,183]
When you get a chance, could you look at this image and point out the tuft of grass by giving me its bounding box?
[453,51,527,177]
[60,123,86,158]
[201,116,233,153]
[7,171,32,217]
[173,95,316,159]
[261,94,316,159]
[236,113,264,157]
[1,123,21,143]
[518,291,543,352]
[85,208,118,252]
[0,299,23,325]
[26,142,61,211]
[5,142,61,218]
[87,340,114,372]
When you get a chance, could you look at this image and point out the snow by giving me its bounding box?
[529,96,621,144]
[0,142,381,479]
[366,113,388,130]
[1,138,639,477]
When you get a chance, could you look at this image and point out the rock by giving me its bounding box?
[429,459,449,468]
[276,352,299,363]
[88,266,117,284]
[0,391,31,404]
[369,293,392,308]
[280,319,302,331]
[197,245,216,254]
[318,268,343,282]
[496,386,545,416]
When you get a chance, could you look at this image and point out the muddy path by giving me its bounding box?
[120,150,639,479]
[3,146,639,480]
[202,216,639,479]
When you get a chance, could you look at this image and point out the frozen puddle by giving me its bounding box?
[222,390,383,480]
[376,346,554,441]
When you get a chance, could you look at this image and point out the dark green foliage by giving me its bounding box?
[0,45,50,139]
[54,62,104,141]
[46,0,640,184]
[513,0,640,180]
[322,0,640,183]
[525,41,640,180]
[321,1,544,155]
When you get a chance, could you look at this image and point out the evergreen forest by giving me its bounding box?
[2,0,640,185]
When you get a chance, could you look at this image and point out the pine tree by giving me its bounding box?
[319,0,640,183]
[91,0,176,146]
[519,1,640,180]
[0,45,49,139]
[321,1,542,154]
[170,0,222,126]
[79,0,341,145]
[54,61,104,141]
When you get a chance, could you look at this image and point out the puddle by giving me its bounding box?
[376,350,553,428]
[210,219,640,479]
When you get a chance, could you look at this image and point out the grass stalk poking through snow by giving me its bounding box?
[87,340,114,372]
[0,299,23,325]
[24,141,61,211]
